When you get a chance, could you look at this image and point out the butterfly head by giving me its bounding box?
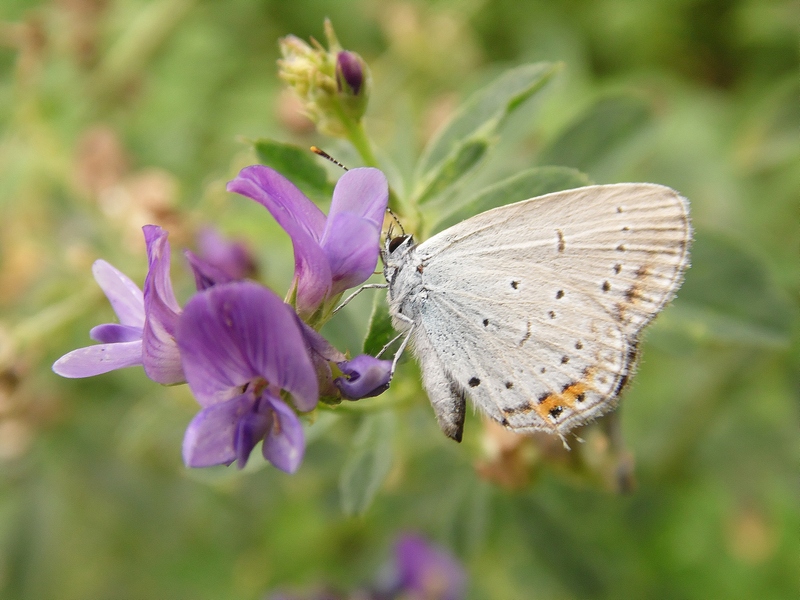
[382,233,416,284]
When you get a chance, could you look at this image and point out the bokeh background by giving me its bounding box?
[1,0,798,598]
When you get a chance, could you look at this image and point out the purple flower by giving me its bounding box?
[53,225,183,384]
[335,354,392,400]
[178,281,318,472]
[391,534,466,600]
[227,165,388,317]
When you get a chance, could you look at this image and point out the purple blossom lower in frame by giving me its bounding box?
[227,165,388,316]
[391,534,466,600]
[265,533,466,600]
[177,281,318,471]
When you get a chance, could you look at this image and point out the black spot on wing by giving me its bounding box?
[519,320,532,347]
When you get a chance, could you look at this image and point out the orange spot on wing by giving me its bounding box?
[533,372,595,420]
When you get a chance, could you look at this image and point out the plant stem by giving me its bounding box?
[343,119,406,215]
[344,119,379,168]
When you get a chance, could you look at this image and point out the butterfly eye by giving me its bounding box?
[388,235,409,253]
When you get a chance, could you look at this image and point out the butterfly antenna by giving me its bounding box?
[386,207,405,236]
[310,146,348,171]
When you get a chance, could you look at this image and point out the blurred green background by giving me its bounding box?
[0,0,797,598]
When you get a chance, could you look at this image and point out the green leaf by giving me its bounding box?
[657,230,794,347]
[339,412,395,515]
[430,166,592,235]
[415,139,489,206]
[362,291,395,356]
[413,62,560,204]
[538,95,652,173]
[252,139,333,198]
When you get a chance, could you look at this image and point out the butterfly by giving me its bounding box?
[382,184,691,442]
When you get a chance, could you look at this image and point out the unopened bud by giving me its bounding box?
[277,21,371,137]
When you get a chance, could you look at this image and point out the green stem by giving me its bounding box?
[335,112,404,214]
[344,119,379,168]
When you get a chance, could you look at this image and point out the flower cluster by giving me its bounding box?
[278,19,370,137]
[54,166,392,473]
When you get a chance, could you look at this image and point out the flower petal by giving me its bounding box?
[321,212,383,295]
[335,354,392,400]
[196,227,256,281]
[326,168,388,227]
[91,260,145,328]
[182,392,254,468]
[141,225,184,385]
[184,250,235,290]
[293,315,344,397]
[228,165,332,315]
[227,165,327,238]
[262,396,305,474]
[295,315,346,363]
[52,340,143,378]
[177,281,318,411]
[90,323,143,343]
[234,406,271,469]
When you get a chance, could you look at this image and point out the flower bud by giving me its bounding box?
[277,20,371,137]
[335,355,392,400]
[335,50,370,122]
[336,51,363,95]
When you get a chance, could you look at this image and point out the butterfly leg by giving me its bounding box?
[389,324,414,379]
[376,331,405,359]
[332,283,389,315]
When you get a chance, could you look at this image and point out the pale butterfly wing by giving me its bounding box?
[384,183,691,440]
